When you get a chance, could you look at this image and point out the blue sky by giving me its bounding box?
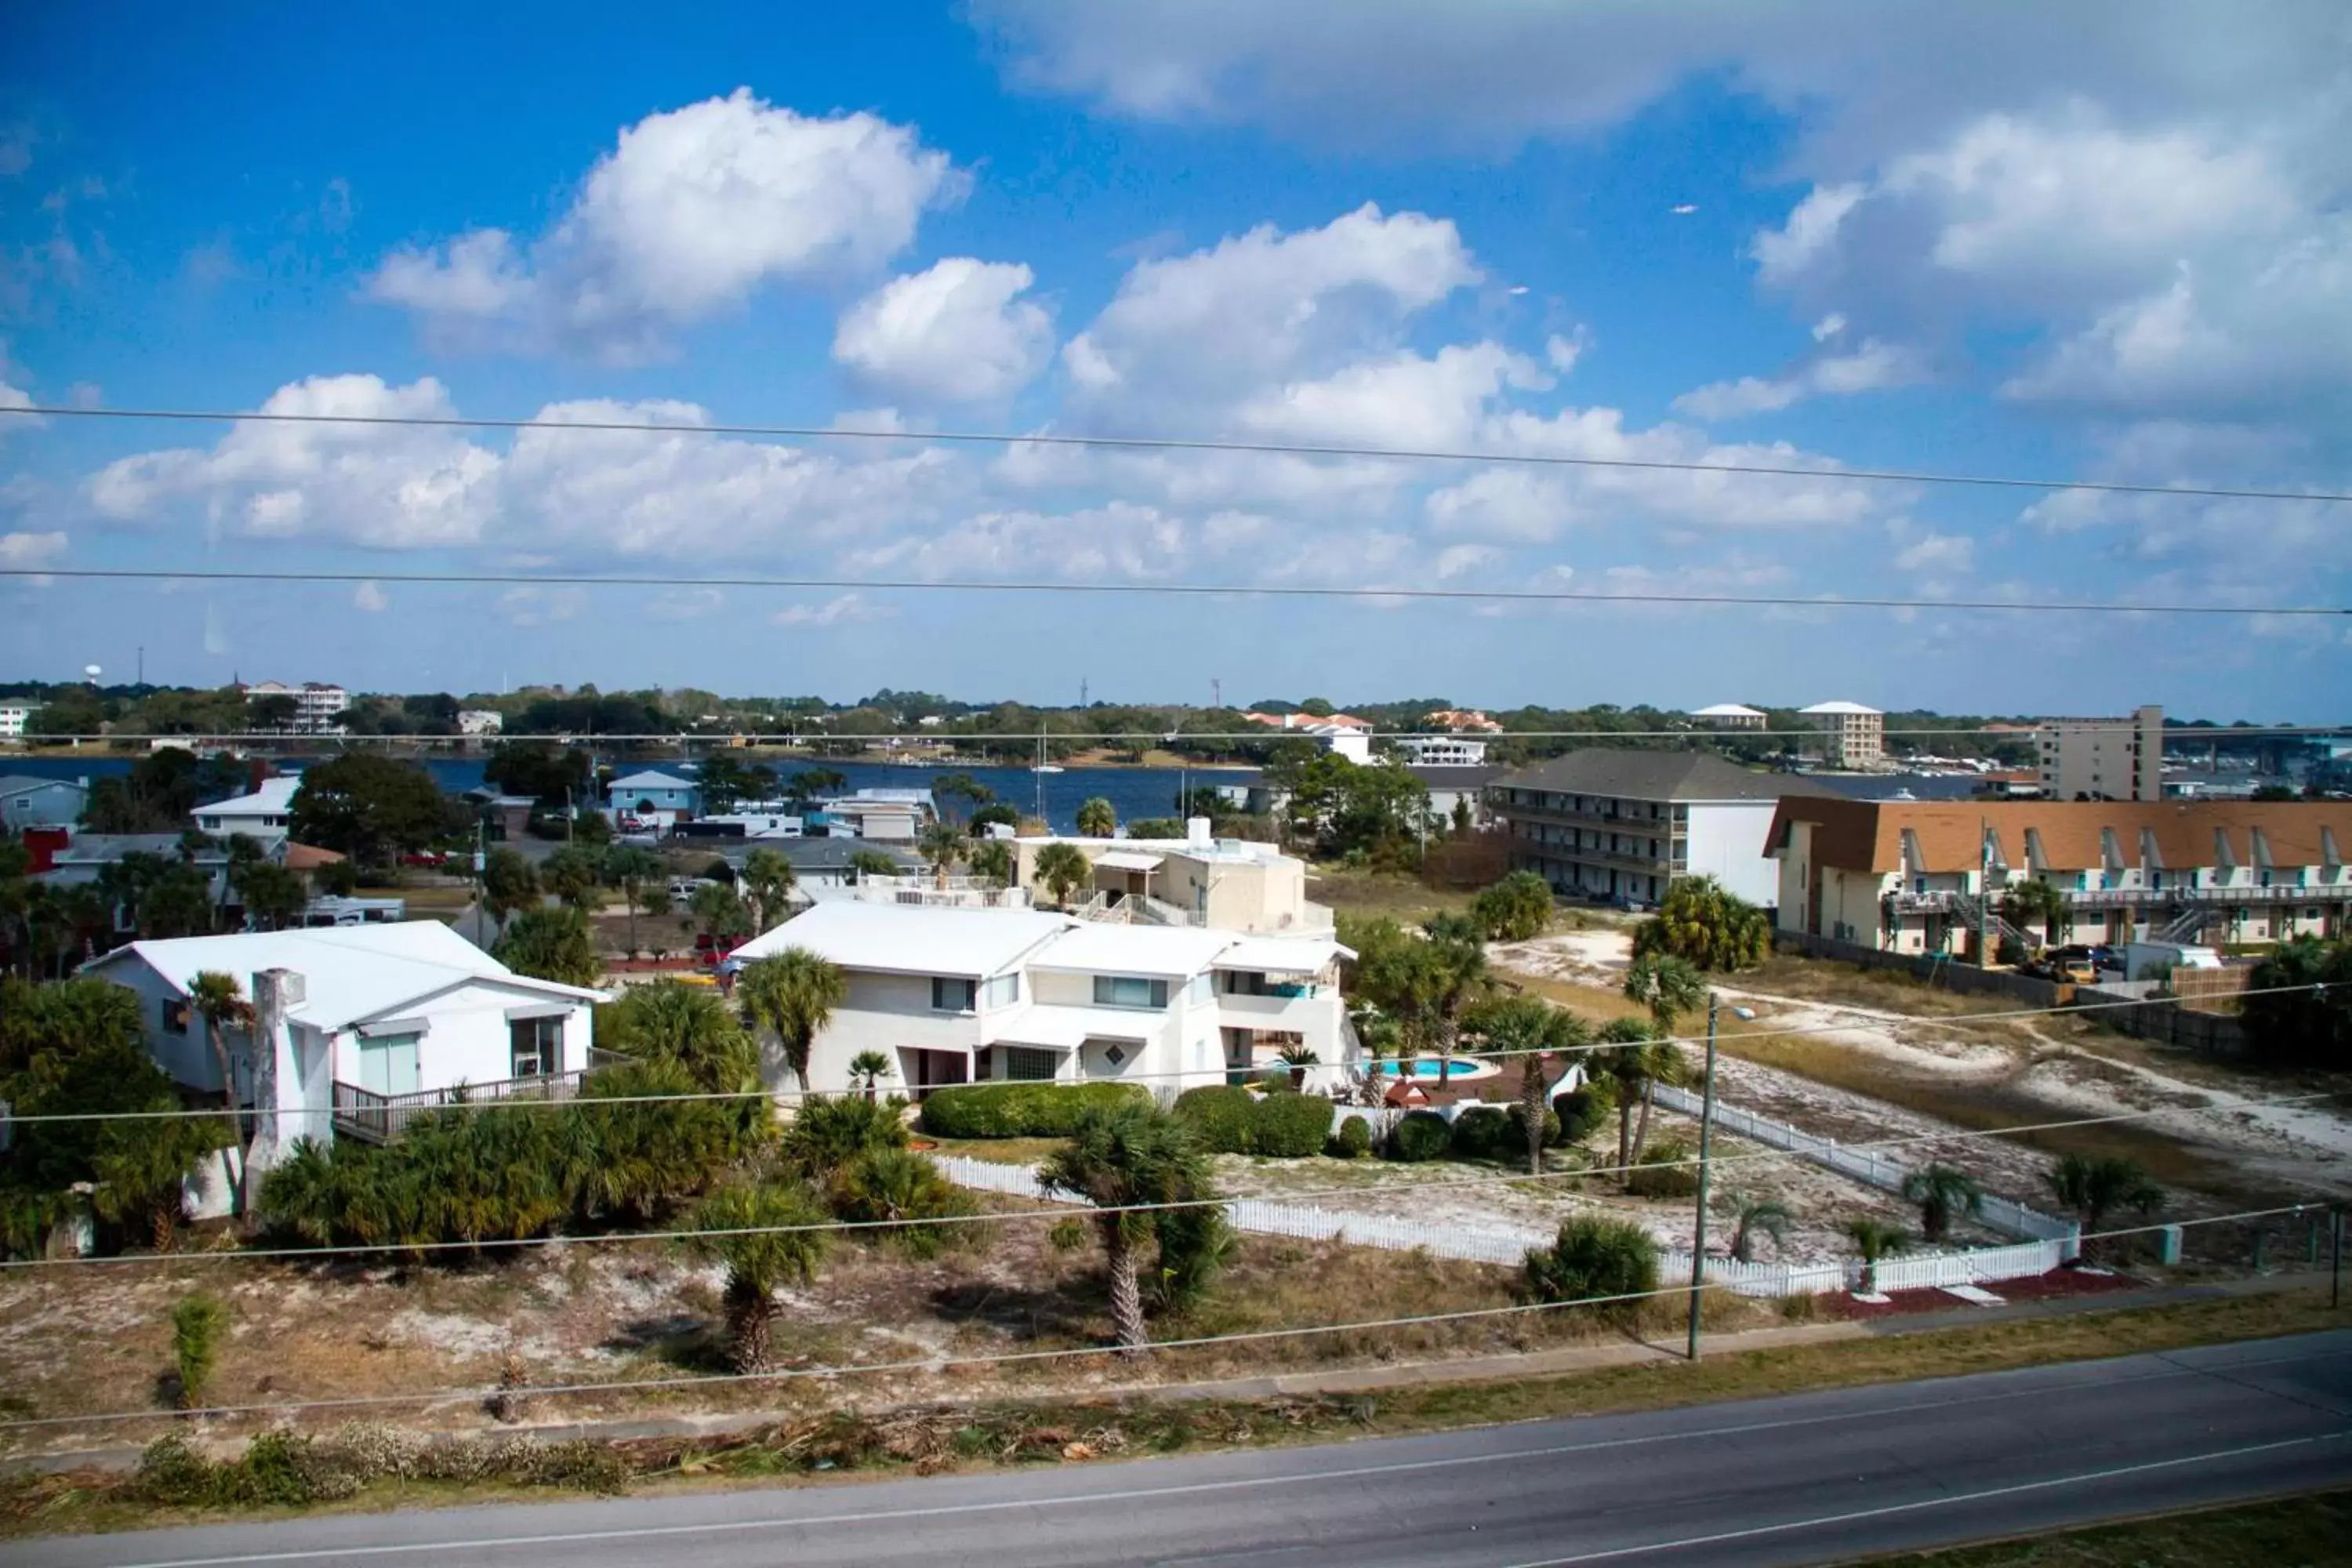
[1,2,2345,717]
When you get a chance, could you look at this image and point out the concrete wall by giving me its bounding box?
[1682,799,1783,909]
[1771,931,2069,1007]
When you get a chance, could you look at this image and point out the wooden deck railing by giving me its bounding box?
[331,1049,632,1143]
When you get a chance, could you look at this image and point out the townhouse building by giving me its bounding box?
[1769,797,2352,955]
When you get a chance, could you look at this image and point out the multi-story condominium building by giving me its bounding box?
[457,710,505,737]
[1010,826,1335,934]
[0,702,31,739]
[242,681,350,735]
[1769,797,2352,954]
[726,900,1351,1096]
[1486,750,1838,908]
[1799,701,1885,768]
[2038,704,2163,802]
[1690,703,1768,731]
[1392,734,1489,766]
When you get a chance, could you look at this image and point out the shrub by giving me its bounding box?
[1172,1084,1330,1157]
[1447,1105,1515,1161]
[1552,1085,1614,1145]
[169,1292,227,1410]
[1627,1137,1699,1198]
[1388,1110,1451,1163]
[827,1148,977,1259]
[1507,1102,1564,1150]
[1471,870,1554,941]
[782,1094,909,1176]
[1250,1092,1336,1158]
[1047,1216,1088,1250]
[1172,1086,1258,1154]
[1327,1115,1374,1160]
[1524,1216,1660,1320]
[917,1081,1149,1138]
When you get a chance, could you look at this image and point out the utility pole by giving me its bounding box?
[1978,815,1992,966]
[1687,993,1753,1360]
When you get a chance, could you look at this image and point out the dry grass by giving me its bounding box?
[1308,867,1475,923]
[1860,1489,2352,1566]
[921,1138,1071,1167]
[8,1290,2341,1541]
[1738,955,2024,1019]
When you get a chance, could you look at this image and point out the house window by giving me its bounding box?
[1094,975,1169,1009]
[982,972,1021,1007]
[931,977,978,1013]
[162,998,191,1035]
[1001,1046,1058,1081]
[509,1015,562,1078]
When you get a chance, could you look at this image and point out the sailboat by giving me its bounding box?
[1030,727,1064,774]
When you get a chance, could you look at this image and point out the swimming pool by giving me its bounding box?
[1397,1059,1497,1083]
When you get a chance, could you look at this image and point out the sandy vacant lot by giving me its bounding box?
[1494,927,2352,1204]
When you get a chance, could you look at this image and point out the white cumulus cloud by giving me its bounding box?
[368,90,962,360]
[833,257,1054,404]
[1674,337,1923,419]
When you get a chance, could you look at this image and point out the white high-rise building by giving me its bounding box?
[0,702,31,739]
[2037,705,2164,802]
[1799,701,1885,768]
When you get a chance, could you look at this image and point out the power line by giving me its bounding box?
[7,402,2350,506]
[5,564,2346,619]
[0,1203,2312,1433]
[9,981,2333,1127]
[6,1085,2337,1272]
[20,723,2352,742]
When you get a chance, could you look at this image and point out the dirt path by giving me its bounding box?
[1496,927,2352,1201]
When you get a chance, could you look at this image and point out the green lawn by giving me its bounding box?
[1863,1488,2352,1566]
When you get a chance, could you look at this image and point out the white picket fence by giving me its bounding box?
[1649,1083,2080,1250]
[932,1153,2068,1298]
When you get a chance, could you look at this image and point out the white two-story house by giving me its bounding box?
[724,900,1352,1098]
[84,922,608,1162]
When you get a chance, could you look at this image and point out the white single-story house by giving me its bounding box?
[193,775,303,845]
[0,773,89,830]
[726,900,1352,1098]
[82,922,608,1164]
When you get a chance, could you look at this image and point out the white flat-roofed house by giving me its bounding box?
[0,703,32,740]
[82,922,608,1172]
[458,710,505,737]
[1393,735,1490,767]
[725,901,1352,1098]
[193,775,302,846]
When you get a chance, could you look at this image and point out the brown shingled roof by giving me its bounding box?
[1767,797,2352,875]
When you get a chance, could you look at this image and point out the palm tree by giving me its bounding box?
[736,948,848,1091]
[93,1115,227,1252]
[846,848,900,883]
[1620,953,1706,1163]
[186,971,255,1179]
[1076,797,1116,838]
[739,848,796,929]
[1593,1017,1677,1174]
[966,838,1013,889]
[1420,918,1493,1085]
[847,1049,895,1102]
[1033,840,1092,909]
[492,906,602,987]
[601,845,665,953]
[1466,994,1592,1174]
[916,820,967,890]
[1900,1163,1985,1243]
[684,1179,829,1372]
[481,848,540,933]
[231,862,307,931]
[2045,1154,2165,1258]
[1845,1217,1911,1294]
[2000,877,2070,949]
[540,845,606,912]
[1728,1195,1793,1263]
[688,882,754,952]
[1036,1101,1219,1355]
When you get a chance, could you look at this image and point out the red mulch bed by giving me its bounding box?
[1821,1265,2143,1320]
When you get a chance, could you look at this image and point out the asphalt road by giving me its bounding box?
[21,1331,2352,1568]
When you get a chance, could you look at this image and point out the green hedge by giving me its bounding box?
[1448,1105,1514,1160]
[916,1082,1149,1139]
[1172,1086,1258,1152]
[1553,1086,1613,1145]
[1174,1085,1332,1158]
[1327,1115,1374,1160]
[1388,1110,1451,1163]
[1507,1103,1564,1149]
[1250,1091,1335,1158]
[1627,1138,1698,1197]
